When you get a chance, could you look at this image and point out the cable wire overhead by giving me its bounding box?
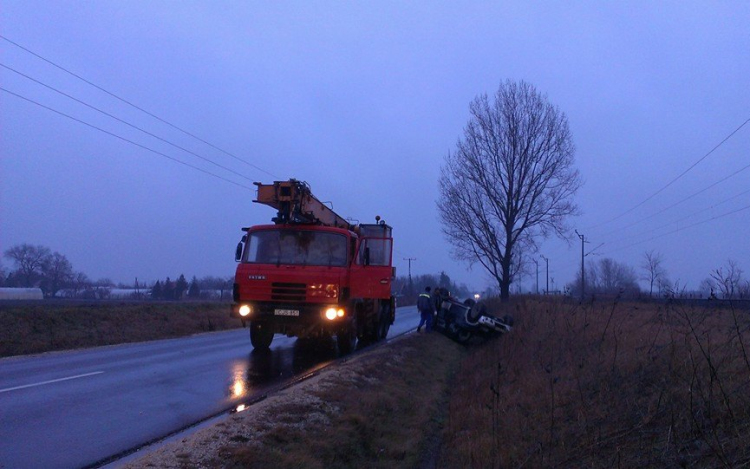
[1,34,280,179]
[602,203,750,255]
[1,62,257,183]
[597,160,750,239]
[1,86,255,191]
[589,116,750,229]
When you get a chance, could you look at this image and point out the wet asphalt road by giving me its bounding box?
[0,305,418,469]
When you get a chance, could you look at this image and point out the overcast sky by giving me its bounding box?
[1,1,748,294]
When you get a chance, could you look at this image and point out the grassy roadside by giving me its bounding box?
[441,297,750,468]
[0,302,240,357]
[227,334,465,469]
[126,333,467,469]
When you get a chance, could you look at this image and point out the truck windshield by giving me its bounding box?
[244,229,348,267]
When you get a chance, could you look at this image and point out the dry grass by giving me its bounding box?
[440,297,750,468]
[223,333,465,469]
[0,302,240,357]
[126,333,467,469]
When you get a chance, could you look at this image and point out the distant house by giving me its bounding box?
[0,288,44,300]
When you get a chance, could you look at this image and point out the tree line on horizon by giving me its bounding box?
[1,243,233,300]
[562,253,749,300]
[392,271,472,301]
[4,243,747,302]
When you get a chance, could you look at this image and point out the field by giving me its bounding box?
[0,301,239,357]
[441,297,750,468]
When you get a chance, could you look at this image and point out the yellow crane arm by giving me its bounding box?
[253,179,351,229]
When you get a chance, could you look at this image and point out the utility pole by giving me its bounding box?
[403,257,416,281]
[533,258,539,294]
[403,257,416,294]
[540,255,549,295]
[575,230,587,301]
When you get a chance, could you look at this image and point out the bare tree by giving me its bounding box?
[199,275,235,300]
[598,258,639,294]
[641,250,667,297]
[710,259,744,299]
[40,252,74,297]
[4,244,51,287]
[438,80,581,300]
[567,257,640,297]
[657,276,676,297]
[699,278,717,299]
[739,280,750,299]
[70,272,90,298]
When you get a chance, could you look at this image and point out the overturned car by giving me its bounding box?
[433,291,513,344]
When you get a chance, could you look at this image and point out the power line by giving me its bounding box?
[1,86,254,191]
[0,34,279,179]
[1,62,256,183]
[589,116,750,229]
[598,160,750,238]
[601,187,750,248]
[601,203,750,255]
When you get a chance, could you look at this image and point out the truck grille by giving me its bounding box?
[271,282,306,302]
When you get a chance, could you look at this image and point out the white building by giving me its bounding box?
[0,288,44,300]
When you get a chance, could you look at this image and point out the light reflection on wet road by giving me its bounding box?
[0,305,418,469]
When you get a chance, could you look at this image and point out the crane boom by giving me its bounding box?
[253,179,351,229]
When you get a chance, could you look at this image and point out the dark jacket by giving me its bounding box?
[432,289,442,312]
[417,293,434,313]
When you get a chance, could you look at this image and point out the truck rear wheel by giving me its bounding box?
[377,304,391,340]
[250,322,274,350]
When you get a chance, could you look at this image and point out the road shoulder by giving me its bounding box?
[122,332,465,468]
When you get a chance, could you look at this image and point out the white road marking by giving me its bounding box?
[0,371,104,393]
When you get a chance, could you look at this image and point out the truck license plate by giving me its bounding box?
[274,309,300,317]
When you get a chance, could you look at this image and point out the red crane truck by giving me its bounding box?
[231,179,396,353]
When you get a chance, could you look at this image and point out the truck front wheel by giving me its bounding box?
[337,317,357,354]
[250,322,274,350]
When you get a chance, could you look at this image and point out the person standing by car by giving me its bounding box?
[417,286,434,332]
[432,287,444,319]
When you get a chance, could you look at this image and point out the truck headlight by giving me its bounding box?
[239,304,252,317]
[324,307,345,320]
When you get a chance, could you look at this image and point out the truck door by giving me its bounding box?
[349,236,393,299]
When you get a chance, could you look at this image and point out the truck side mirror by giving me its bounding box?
[364,247,370,266]
[235,242,243,262]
